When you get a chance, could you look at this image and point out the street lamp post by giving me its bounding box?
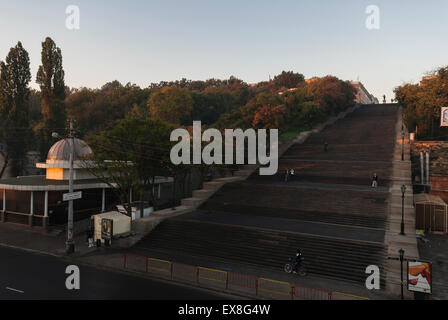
[400,184,406,235]
[401,106,405,161]
[401,131,405,161]
[171,171,176,211]
[67,120,75,254]
[53,119,75,254]
[399,248,405,300]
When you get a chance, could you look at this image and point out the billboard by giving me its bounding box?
[441,107,448,127]
[407,261,432,294]
[101,218,113,241]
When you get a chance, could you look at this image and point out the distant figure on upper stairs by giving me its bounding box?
[372,173,379,190]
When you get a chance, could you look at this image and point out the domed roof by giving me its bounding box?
[47,138,93,161]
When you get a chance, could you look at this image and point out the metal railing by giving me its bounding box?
[123,253,339,300]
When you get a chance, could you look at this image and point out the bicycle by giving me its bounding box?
[284,258,307,276]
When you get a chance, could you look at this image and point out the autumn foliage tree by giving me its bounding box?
[148,86,193,126]
[395,66,448,139]
[307,76,355,115]
[215,73,354,136]
[252,104,287,129]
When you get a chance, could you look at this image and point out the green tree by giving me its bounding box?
[65,82,150,137]
[273,71,305,89]
[148,86,193,126]
[35,37,66,160]
[88,118,175,214]
[0,41,32,177]
[191,88,238,125]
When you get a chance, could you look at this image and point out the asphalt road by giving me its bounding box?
[0,246,229,300]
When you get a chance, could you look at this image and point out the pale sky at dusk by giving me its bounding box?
[1,0,448,100]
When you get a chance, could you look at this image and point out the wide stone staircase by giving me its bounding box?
[137,218,387,286]
[133,104,399,291]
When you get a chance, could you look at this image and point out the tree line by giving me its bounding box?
[0,37,356,187]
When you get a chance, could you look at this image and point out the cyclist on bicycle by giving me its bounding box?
[294,249,304,274]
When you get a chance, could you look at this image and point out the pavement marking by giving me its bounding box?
[6,287,24,294]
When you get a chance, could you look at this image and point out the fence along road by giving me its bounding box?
[123,252,369,300]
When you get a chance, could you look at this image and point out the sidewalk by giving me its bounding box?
[0,222,150,280]
[384,106,418,300]
[0,222,99,257]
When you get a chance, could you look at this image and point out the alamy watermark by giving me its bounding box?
[66,5,80,30]
[170,121,278,176]
[365,265,380,290]
[65,265,80,290]
[365,5,380,30]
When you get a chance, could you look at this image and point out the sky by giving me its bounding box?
[1,0,448,100]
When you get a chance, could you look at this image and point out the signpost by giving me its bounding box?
[63,191,82,202]
[101,218,113,247]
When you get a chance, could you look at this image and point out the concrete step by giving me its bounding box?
[234,170,254,177]
[192,189,215,199]
[181,197,204,207]
[137,219,387,286]
[202,181,224,191]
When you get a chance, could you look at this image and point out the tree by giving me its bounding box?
[88,118,175,214]
[35,37,66,160]
[252,104,287,129]
[191,88,238,125]
[307,76,355,115]
[273,71,305,89]
[395,66,448,139]
[0,41,31,177]
[296,102,325,128]
[148,86,193,126]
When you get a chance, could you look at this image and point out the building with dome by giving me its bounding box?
[0,137,184,231]
[39,137,95,181]
[0,138,118,229]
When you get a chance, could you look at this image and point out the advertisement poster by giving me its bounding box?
[441,107,448,127]
[407,261,432,294]
[101,218,113,241]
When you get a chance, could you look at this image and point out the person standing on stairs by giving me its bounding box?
[372,173,379,190]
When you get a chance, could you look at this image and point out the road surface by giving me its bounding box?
[0,246,229,300]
